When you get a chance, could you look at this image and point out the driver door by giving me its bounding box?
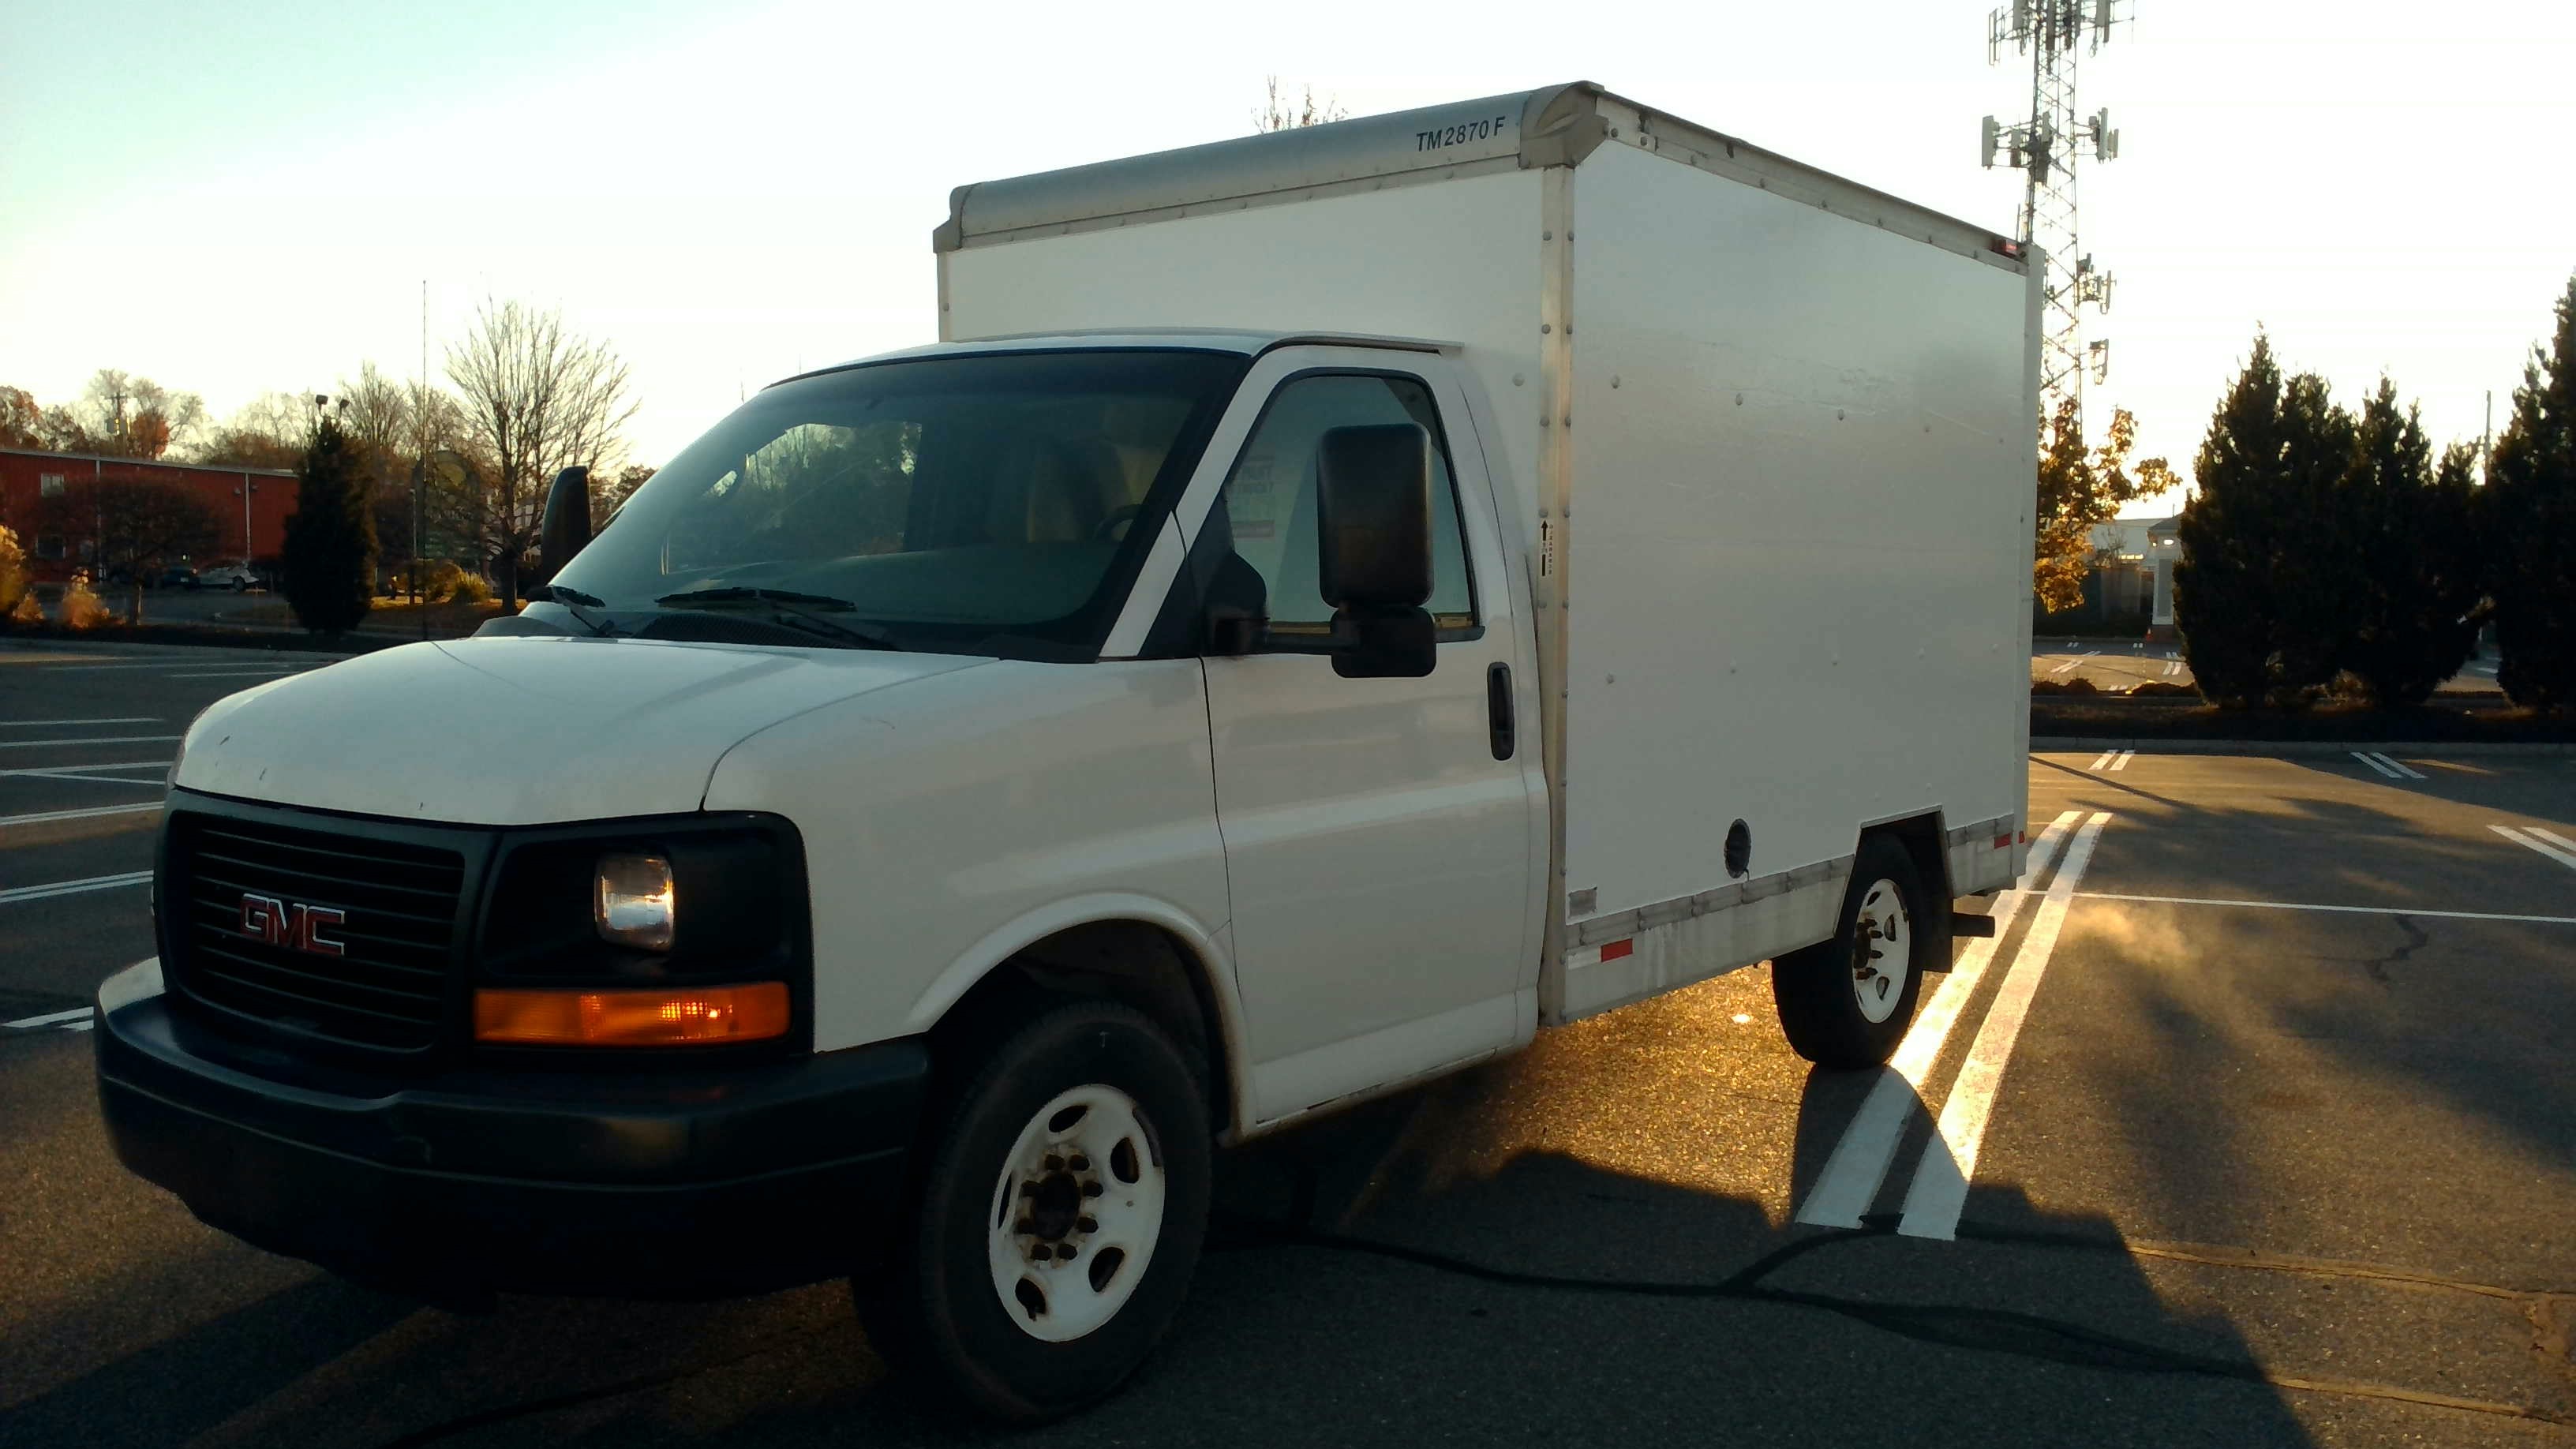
[1192,350,1544,1126]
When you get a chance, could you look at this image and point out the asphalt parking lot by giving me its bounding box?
[4,641,2572,1447]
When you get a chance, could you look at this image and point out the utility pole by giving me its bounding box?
[1980,0,2132,435]
[416,279,429,620]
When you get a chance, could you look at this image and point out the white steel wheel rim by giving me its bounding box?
[984,1083,1166,1344]
[1851,878,1911,1024]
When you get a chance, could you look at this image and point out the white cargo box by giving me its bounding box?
[935,82,2039,1021]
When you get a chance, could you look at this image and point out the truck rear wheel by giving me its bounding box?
[1772,835,1930,1068]
[855,1001,1211,1421]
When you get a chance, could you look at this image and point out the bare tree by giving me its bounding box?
[73,369,206,459]
[197,391,321,470]
[444,298,638,606]
[1254,76,1348,133]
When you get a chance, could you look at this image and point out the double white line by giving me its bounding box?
[2089,749,2134,772]
[2493,824,2576,871]
[1795,809,2113,1240]
[2351,751,2424,780]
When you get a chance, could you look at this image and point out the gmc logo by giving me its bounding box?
[238,894,346,957]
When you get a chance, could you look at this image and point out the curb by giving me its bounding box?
[2036,739,2576,758]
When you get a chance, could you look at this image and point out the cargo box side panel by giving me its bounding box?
[942,171,1549,529]
[1554,141,2031,1018]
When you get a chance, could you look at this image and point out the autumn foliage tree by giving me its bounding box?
[2032,400,2176,613]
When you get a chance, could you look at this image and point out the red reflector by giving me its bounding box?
[1601,939,1634,962]
[2019,830,2029,844]
[1994,833,2012,850]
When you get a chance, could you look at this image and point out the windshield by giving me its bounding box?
[549,349,1248,657]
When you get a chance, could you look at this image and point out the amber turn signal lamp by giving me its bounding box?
[473,983,790,1045]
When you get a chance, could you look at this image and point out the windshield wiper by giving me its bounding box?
[651,586,901,651]
[526,583,617,637]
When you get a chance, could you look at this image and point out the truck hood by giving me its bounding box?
[174,636,987,825]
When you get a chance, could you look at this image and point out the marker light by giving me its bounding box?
[595,852,675,951]
[473,983,790,1045]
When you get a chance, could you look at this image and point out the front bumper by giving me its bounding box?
[94,960,930,1301]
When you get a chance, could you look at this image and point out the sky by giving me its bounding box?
[3,0,2570,511]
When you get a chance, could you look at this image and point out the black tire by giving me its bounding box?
[1772,834,1932,1069]
[855,1001,1212,1422]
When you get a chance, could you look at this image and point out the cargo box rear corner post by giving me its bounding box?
[95,80,2036,1421]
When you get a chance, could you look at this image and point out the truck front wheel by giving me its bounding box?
[1771,835,1931,1068]
[856,1001,1211,1421]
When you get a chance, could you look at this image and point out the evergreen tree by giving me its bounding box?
[2338,380,2481,706]
[2486,276,2576,711]
[2174,334,2357,709]
[282,414,379,635]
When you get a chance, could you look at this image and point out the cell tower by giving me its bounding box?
[1980,0,2129,431]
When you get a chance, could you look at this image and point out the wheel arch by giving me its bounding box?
[1856,808,1953,956]
[906,897,1247,1140]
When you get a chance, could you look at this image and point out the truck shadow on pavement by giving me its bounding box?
[2,1088,2329,1448]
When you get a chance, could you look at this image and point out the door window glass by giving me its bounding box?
[1216,373,1476,641]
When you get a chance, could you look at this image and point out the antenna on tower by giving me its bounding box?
[1979,0,2135,432]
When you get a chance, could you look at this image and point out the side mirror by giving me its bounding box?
[537,466,592,583]
[1316,423,1436,679]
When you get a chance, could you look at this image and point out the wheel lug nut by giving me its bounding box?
[1043,1155,1063,1171]
[1081,1181,1103,1197]
[1067,1155,1089,1171]
[1076,1217,1098,1234]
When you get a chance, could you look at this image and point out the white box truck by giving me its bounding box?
[96,83,2038,1418]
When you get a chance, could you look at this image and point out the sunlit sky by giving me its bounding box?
[4,1,2570,511]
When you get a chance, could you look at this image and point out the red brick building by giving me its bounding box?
[0,447,296,582]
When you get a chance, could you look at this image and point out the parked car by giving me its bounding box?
[155,566,199,590]
[196,564,257,591]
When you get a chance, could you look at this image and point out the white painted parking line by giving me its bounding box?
[1794,811,2080,1229]
[2162,660,2181,677]
[2368,751,2425,780]
[42,662,293,672]
[2050,659,2080,675]
[2492,825,2576,872]
[0,870,152,906]
[1898,811,2111,1241]
[0,734,182,751]
[0,803,162,828]
[2089,749,2117,771]
[2352,751,2403,779]
[2108,750,2134,772]
[0,717,158,727]
[0,760,170,778]
[2075,890,2576,927]
[4,1006,92,1028]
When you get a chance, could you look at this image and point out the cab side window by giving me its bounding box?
[1215,373,1477,643]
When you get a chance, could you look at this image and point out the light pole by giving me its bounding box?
[234,477,257,566]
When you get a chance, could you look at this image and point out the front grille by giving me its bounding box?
[166,812,467,1050]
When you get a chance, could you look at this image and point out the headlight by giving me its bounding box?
[594,852,675,951]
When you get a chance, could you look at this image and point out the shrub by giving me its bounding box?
[445,572,494,605]
[60,572,109,628]
[0,525,24,614]
[9,591,38,624]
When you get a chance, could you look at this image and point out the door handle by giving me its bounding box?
[1487,662,1515,761]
